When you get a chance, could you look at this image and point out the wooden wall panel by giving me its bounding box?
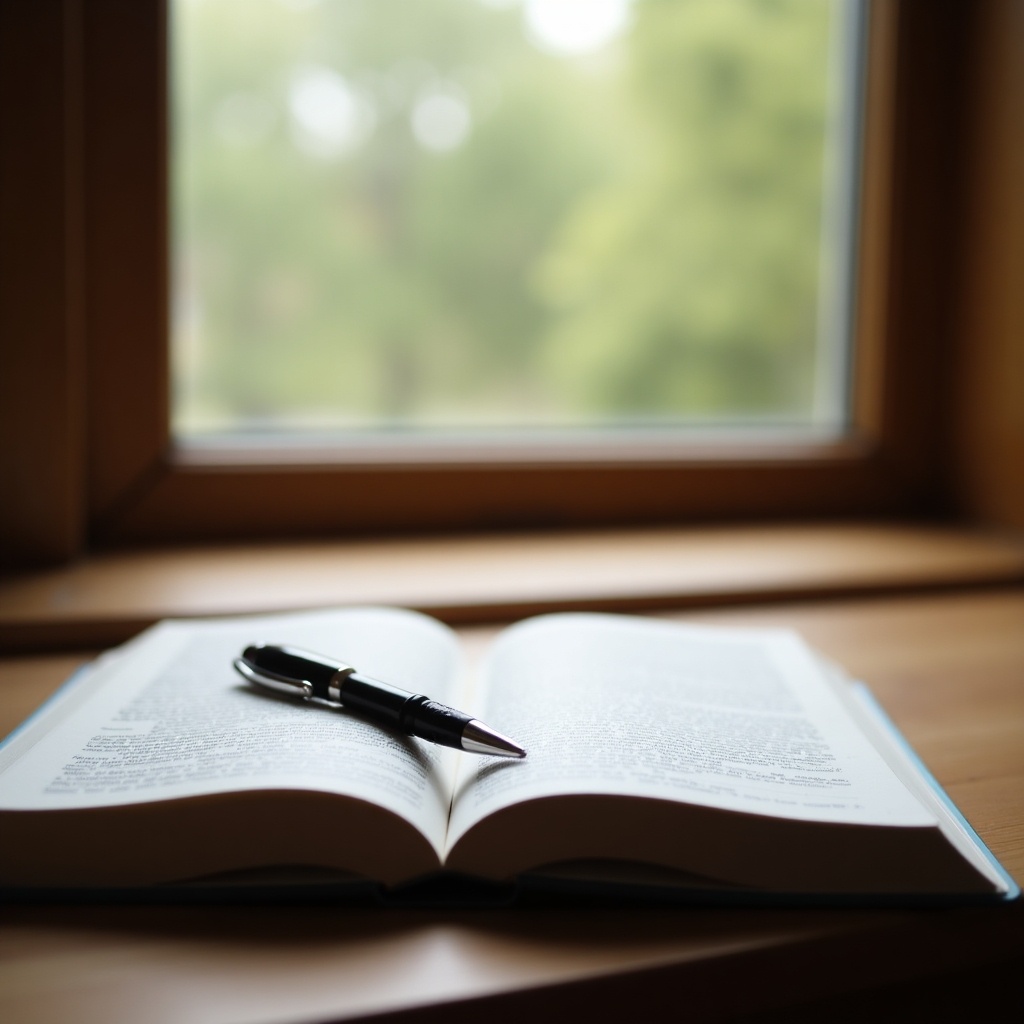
[953,0,1024,530]
[82,0,169,523]
[0,1,86,568]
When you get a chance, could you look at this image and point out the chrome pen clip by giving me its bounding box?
[233,657,314,699]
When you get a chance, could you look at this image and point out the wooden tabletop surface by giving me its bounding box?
[1,581,1022,1023]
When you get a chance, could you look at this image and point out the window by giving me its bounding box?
[172,0,862,444]
[1,0,973,559]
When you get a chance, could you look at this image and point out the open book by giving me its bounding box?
[0,607,1015,904]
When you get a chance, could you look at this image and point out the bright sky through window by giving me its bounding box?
[172,0,862,441]
[520,0,633,55]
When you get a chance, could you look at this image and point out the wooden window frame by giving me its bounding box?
[0,1,978,561]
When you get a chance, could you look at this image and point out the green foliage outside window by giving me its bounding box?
[173,0,847,436]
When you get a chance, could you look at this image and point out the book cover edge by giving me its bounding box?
[849,681,1020,903]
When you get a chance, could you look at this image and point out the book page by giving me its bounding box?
[447,614,936,852]
[0,607,462,860]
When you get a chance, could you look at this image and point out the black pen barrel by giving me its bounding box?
[336,671,417,727]
[400,697,473,749]
[339,674,470,750]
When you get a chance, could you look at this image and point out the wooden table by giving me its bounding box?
[1,530,1023,1022]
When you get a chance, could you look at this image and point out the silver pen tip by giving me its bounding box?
[461,719,527,758]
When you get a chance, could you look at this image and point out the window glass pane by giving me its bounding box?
[172,0,862,441]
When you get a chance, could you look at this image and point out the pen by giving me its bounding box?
[233,644,526,758]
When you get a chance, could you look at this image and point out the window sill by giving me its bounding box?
[1,520,1023,654]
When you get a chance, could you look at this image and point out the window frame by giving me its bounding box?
[1,0,976,559]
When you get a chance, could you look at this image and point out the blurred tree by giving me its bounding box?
[535,0,833,421]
